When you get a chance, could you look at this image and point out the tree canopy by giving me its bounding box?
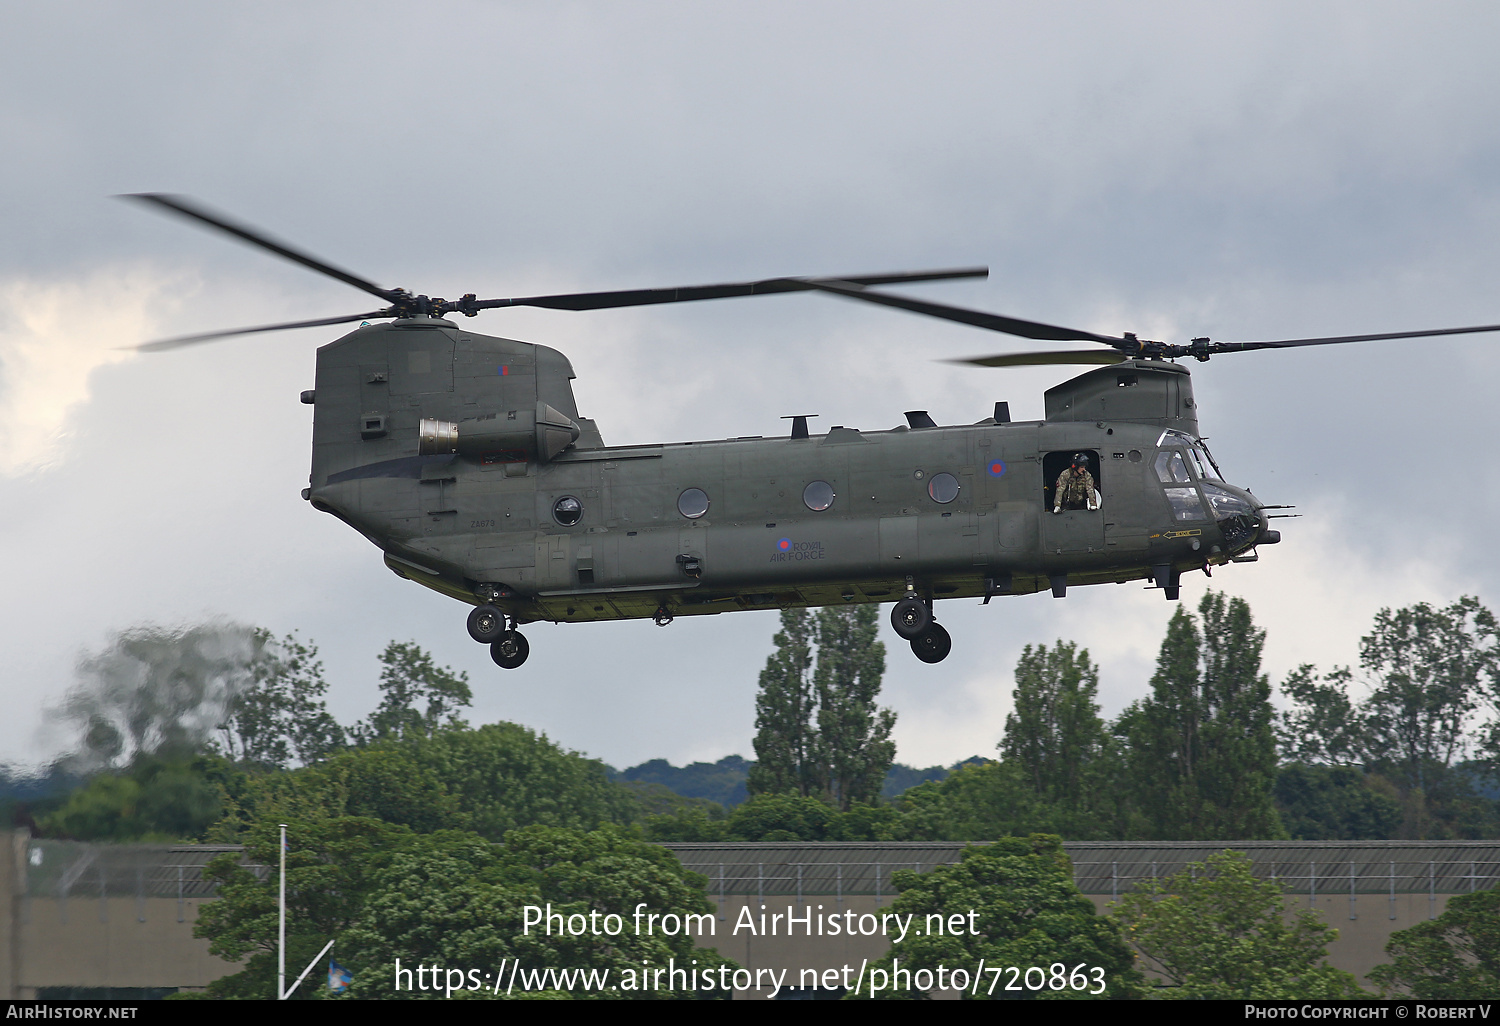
[194,817,735,1000]
[1277,596,1500,838]
[748,606,894,810]
[747,610,818,798]
[854,835,1143,1000]
[352,640,475,742]
[1111,850,1363,999]
[1117,593,1283,839]
[213,721,637,843]
[216,630,344,770]
[341,826,735,999]
[1000,641,1120,834]
[1369,887,1500,999]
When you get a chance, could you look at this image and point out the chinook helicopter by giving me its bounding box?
[124,195,1500,668]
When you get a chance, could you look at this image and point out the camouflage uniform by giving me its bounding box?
[1054,466,1098,512]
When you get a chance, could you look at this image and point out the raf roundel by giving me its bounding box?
[987,459,1007,478]
[777,538,792,552]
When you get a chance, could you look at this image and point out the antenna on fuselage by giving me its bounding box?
[781,414,818,439]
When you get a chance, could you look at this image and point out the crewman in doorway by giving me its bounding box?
[1053,453,1099,513]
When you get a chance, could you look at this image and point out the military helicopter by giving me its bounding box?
[123,195,1500,668]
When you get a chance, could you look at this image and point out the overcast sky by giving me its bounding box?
[4,1,1500,773]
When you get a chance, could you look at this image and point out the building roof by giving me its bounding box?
[21,838,1500,901]
[23,840,258,900]
[661,841,1500,898]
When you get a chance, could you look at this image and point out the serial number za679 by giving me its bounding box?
[975,962,1107,995]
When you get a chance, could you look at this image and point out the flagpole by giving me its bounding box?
[278,823,287,1000]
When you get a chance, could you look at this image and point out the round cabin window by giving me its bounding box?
[802,480,836,511]
[677,487,710,519]
[928,472,960,504]
[552,496,583,526]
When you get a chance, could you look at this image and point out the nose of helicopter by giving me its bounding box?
[1240,488,1283,547]
[1199,480,1270,555]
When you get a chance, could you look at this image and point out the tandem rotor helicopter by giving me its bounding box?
[123,195,1500,668]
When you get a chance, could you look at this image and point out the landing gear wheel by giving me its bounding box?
[891,596,931,640]
[911,622,952,664]
[490,630,530,669]
[467,604,506,644]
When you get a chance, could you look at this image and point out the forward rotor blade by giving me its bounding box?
[949,350,1128,368]
[799,278,1123,345]
[120,194,399,303]
[1210,322,1500,353]
[130,311,392,352]
[467,267,988,313]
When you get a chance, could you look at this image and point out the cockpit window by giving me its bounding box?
[1195,439,1225,480]
[1201,483,1254,518]
[1164,486,1206,521]
[1154,450,1193,484]
[1157,428,1222,480]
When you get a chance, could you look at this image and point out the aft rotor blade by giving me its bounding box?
[120,194,399,303]
[949,350,1128,368]
[798,278,1124,345]
[467,267,988,313]
[130,311,392,352]
[1210,322,1500,353]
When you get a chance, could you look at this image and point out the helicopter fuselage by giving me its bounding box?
[305,318,1273,635]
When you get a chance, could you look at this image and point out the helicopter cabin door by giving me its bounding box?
[1040,448,1105,553]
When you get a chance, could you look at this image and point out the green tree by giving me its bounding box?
[1001,642,1117,830]
[37,753,240,841]
[212,722,637,843]
[196,817,735,1000]
[1112,850,1363,999]
[1277,664,1364,766]
[1272,764,1402,840]
[1276,598,1500,839]
[1369,887,1500,998]
[216,630,344,770]
[853,835,1144,1000]
[747,610,818,797]
[195,814,414,999]
[1118,593,1282,839]
[407,723,637,838]
[887,763,1020,842]
[722,792,836,841]
[813,604,894,809]
[1359,597,1496,808]
[353,641,474,743]
[638,804,728,842]
[748,605,895,810]
[339,826,735,999]
[342,828,738,1002]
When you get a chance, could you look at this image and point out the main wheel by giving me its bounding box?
[890,596,931,640]
[911,622,952,664]
[467,604,506,643]
[490,630,530,669]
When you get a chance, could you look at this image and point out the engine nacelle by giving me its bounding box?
[419,401,581,463]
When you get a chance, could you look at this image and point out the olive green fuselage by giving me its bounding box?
[306,318,1266,625]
